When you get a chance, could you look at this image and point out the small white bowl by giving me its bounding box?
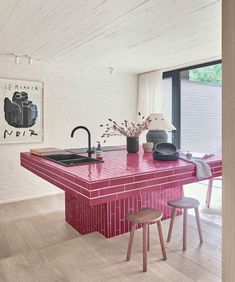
[142,142,154,152]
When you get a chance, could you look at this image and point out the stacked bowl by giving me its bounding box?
[152,143,179,161]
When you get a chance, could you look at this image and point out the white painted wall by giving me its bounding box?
[0,58,137,203]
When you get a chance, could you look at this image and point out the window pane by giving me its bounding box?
[181,68,222,154]
[189,64,222,84]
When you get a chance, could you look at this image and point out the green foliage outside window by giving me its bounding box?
[189,64,222,84]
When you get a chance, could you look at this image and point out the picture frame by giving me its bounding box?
[0,78,43,144]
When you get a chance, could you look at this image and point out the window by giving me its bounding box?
[163,60,222,153]
[189,64,222,84]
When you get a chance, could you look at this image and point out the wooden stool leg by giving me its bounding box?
[167,207,176,242]
[183,208,187,251]
[195,207,203,244]
[206,179,213,208]
[126,223,136,261]
[182,186,185,197]
[157,220,167,260]
[143,223,148,272]
[147,224,150,251]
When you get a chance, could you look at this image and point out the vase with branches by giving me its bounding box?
[100,113,153,153]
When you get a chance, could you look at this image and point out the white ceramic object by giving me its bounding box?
[142,142,154,152]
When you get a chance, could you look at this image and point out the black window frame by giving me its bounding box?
[163,59,222,148]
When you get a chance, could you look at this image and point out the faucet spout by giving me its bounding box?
[71,126,94,157]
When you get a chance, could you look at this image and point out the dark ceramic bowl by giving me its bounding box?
[155,142,177,155]
[153,151,179,161]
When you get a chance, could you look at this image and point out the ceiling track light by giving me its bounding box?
[13,54,35,65]
[0,53,40,65]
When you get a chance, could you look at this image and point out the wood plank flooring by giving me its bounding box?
[0,191,221,282]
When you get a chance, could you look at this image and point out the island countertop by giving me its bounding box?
[21,149,222,237]
[21,149,222,206]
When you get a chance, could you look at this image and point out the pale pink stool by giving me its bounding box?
[167,197,203,251]
[126,208,167,272]
[206,177,222,208]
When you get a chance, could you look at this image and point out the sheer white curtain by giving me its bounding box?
[137,70,163,142]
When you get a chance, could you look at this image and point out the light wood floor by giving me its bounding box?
[0,190,221,282]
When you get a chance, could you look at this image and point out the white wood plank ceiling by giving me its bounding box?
[0,0,221,73]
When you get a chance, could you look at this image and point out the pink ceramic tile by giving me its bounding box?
[167,171,195,182]
[134,170,173,182]
[73,178,89,189]
[90,180,110,190]
[21,150,221,238]
[110,176,134,186]
[81,188,91,197]
[116,190,141,200]
[212,166,222,173]
[141,184,162,194]
[161,182,179,190]
[124,182,138,191]
[212,171,222,178]
[177,177,197,186]
[90,190,99,198]
[174,165,194,174]
[147,177,167,186]
[99,185,124,196]
[90,194,117,206]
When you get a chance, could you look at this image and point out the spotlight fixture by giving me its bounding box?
[0,53,40,65]
[15,55,19,64]
[28,57,33,65]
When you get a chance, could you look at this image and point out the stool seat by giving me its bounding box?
[167,197,203,251]
[168,197,200,209]
[126,208,162,224]
[126,208,166,272]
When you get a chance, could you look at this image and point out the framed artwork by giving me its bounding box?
[0,78,43,144]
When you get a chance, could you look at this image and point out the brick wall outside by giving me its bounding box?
[162,78,221,154]
[181,79,221,154]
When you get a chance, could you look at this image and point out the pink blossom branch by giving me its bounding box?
[100,113,153,142]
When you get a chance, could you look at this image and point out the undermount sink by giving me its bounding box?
[44,154,103,166]
[66,145,126,154]
[45,154,84,161]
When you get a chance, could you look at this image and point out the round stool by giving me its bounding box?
[167,197,203,251]
[126,208,167,272]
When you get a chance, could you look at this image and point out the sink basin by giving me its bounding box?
[44,154,103,166]
[66,145,126,154]
[44,154,85,161]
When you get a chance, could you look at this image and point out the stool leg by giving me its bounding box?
[126,223,136,261]
[182,186,185,197]
[167,207,176,242]
[183,208,187,251]
[157,220,167,260]
[206,179,213,208]
[195,207,203,244]
[143,223,148,272]
[147,224,150,251]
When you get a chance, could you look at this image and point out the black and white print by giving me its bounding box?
[0,78,43,143]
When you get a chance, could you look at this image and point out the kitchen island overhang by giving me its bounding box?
[21,150,222,238]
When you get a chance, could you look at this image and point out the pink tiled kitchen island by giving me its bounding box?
[21,149,222,238]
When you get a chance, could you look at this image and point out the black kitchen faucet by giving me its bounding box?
[71,126,95,157]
